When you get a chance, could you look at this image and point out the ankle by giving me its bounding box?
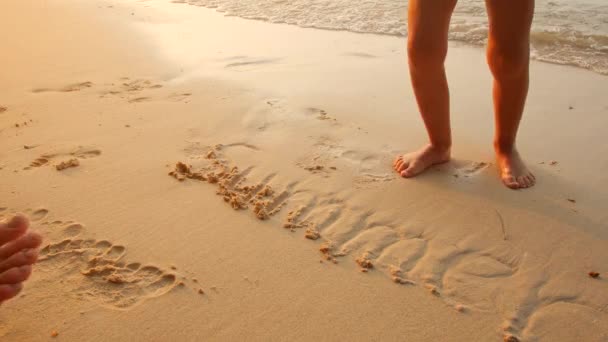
[428,143,451,154]
[494,140,516,155]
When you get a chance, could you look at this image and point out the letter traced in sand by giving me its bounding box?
[169,144,292,220]
[0,207,198,310]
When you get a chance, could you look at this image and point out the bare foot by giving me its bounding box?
[393,144,451,178]
[0,215,42,304]
[496,147,535,189]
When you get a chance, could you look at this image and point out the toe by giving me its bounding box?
[0,249,38,273]
[0,215,29,246]
[398,160,410,173]
[502,176,520,189]
[393,156,403,168]
[401,163,422,178]
[0,283,23,303]
[0,265,32,284]
[517,176,529,188]
[0,232,42,260]
[394,159,404,172]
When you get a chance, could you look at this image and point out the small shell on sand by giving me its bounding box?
[589,271,600,278]
[51,331,59,338]
[198,289,204,294]
[454,304,466,313]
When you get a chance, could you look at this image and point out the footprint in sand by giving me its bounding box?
[168,92,192,103]
[25,146,101,171]
[29,208,49,222]
[106,78,163,94]
[295,150,338,178]
[97,78,163,103]
[452,161,490,178]
[32,82,93,93]
[300,136,393,186]
[61,223,85,237]
[305,107,337,123]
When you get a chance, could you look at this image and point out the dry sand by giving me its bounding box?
[1,0,607,341]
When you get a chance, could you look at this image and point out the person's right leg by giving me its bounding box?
[485,0,535,189]
[0,215,42,304]
[393,0,457,178]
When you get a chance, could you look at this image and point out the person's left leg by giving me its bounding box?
[485,0,536,189]
[0,215,42,304]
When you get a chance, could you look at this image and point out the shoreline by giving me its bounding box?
[168,0,608,76]
[1,0,607,341]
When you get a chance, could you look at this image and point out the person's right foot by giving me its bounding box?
[393,144,451,178]
[495,147,536,189]
[0,215,42,304]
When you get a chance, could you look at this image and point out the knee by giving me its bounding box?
[407,36,447,71]
[487,42,529,80]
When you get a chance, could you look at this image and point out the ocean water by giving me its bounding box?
[173,0,608,75]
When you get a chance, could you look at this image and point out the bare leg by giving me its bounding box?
[0,215,42,304]
[393,0,457,178]
[486,0,536,189]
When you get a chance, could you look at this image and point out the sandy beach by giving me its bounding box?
[1,0,607,341]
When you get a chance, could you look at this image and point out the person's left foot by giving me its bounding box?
[496,147,536,189]
[0,215,42,304]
